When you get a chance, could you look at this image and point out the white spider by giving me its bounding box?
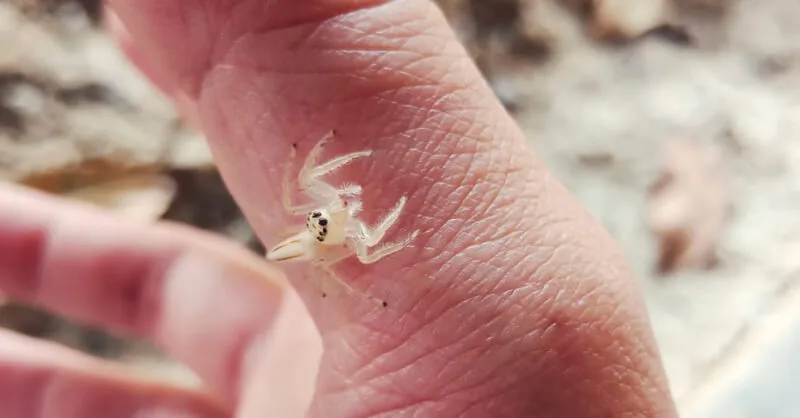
[266,130,420,306]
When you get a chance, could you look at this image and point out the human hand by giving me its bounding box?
[0,1,679,417]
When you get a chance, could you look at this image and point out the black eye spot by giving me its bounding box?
[317,236,324,242]
[319,219,328,226]
[312,212,322,218]
[322,228,328,235]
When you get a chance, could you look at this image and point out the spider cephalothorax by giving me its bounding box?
[266,130,420,306]
[307,210,329,242]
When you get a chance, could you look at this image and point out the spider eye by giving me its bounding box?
[312,211,322,218]
[319,219,328,226]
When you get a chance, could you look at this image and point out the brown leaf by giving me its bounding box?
[647,137,731,274]
[590,0,670,40]
[63,173,177,221]
[19,158,177,221]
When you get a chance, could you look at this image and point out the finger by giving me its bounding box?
[106,1,678,417]
[0,182,320,410]
[103,8,201,129]
[0,329,227,418]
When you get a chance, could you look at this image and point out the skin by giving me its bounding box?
[0,0,680,417]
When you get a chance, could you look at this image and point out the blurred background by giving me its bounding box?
[1,0,799,416]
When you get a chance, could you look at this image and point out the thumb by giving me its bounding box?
[106,1,677,417]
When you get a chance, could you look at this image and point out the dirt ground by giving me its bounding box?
[2,0,800,415]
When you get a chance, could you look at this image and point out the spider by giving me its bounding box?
[266,130,420,307]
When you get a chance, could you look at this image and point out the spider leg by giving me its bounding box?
[297,150,371,203]
[282,144,313,215]
[350,229,421,264]
[346,196,418,263]
[300,130,336,174]
[298,130,371,183]
[302,178,362,203]
[314,257,387,307]
[357,196,409,246]
[345,199,363,218]
[283,132,364,214]
[306,150,373,179]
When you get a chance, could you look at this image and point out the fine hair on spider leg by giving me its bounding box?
[309,260,388,308]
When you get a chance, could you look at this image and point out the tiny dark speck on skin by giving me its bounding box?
[292,143,297,149]
[382,301,388,308]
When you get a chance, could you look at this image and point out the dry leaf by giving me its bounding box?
[166,132,216,170]
[64,173,177,221]
[591,0,670,40]
[647,137,731,274]
[19,158,178,222]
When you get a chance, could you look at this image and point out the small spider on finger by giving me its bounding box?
[266,130,420,307]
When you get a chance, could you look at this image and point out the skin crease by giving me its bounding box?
[0,0,678,417]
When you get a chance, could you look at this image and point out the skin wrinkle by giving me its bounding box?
[175,1,217,98]
[222,14,469,122]
[320,4,444,51]
[221,315,271,406]
[331,142,542,407]
[197,0,405,99]
[19,369,45,418]
[553,309,640,408]
[30,224,57,312]
[216,10,459,88]
[376,296,561,417]
[325,250,478,400]
[341,28,436,64]
[412,113,482,155]
[39,369,63,418]
[352,286,544,415]
[39,217,149,333]
[345,223,561,415]
[380,73,481,117]
[243,0,396,38]
[353,292,499,395]
[401,89,477,134]
[433,301,534,394]
[122,248,171,337]
[454,360,538,417]
[0,225,44,298]
[7,225,48,302]
[327,286,455,392]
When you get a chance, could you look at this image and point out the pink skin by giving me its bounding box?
[0,0,679,417]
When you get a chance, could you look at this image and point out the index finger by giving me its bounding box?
[107,1,678,417]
